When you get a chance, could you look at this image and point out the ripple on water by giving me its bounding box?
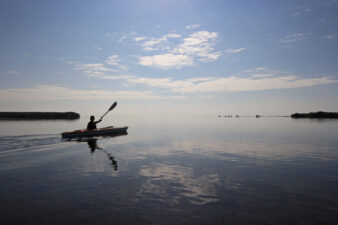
[0,134,64,153]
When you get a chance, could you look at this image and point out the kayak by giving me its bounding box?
[61,126,128,138]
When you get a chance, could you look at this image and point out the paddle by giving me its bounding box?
[100,102,117,120]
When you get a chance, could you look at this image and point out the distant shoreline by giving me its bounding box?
[0,112,80,120]
[215,111,338,119]
[291,111,338,119]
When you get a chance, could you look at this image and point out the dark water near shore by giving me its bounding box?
[0,117,338,225]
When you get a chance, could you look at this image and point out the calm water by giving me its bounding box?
[0,116,338,225]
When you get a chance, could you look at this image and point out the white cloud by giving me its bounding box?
[105,55,127,70]
[243,67,275,78]
[134,36,147,42]
[138,53,193,69]
[0,85,184,101]
[249,73,275,78]
[117,70,338,94]
[165,33,181,39]
[93,74,134,80]
[127,77,193,89]
[225,48,246,54]
[136,33,181,51]
[105,55,120,66]
[134,30,221,68]
[280,33,310,43]
[74,55,127,78]
[173,31,221,62]
[74,63,117,77]
[185,24,200,29]
[105,55,128,71]
[186,77,214,82]
[171,75,338,93]
[78,63,338,94]
[72,56,338,94]
[243,67,269,73]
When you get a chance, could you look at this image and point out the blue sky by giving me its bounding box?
[1,0,338,116]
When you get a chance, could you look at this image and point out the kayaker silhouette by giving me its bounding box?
[61,102,126,138]
[87,115,102,130]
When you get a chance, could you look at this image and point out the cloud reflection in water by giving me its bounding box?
[138,163,219,205]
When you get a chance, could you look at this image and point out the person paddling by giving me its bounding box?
[87,115,102,130]
[86,102,117,130]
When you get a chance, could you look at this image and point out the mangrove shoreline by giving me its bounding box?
[291,111,338,119]
[0,112,80,120]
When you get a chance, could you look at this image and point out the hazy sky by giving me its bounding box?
[1,0,338,116]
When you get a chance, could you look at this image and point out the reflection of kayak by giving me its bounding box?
[61,126,128,138]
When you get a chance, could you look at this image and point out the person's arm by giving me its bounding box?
[94,119,102,124]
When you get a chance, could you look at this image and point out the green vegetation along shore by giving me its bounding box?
[0,112,80,120]
[291,111,338,118]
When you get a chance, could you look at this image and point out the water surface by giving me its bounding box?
[0,117,338,224]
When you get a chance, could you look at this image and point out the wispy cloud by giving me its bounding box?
[112,68,338,94]
[92,74,133,80]
[134,36,147,42]
[76,60,338,94]
[127,77,193,89]
[105,55,127,70]
[105,55,120,66]
[117,32,140,43]
[225,48,246,54]
[325,35,335,39]
[93,46,103,51]
[243,67,275,78]
[74,55,127,78]
[135,33,181,51]
[293,6,312,16]
[280,33,310,43]
[171,75,338,93]
[4,70,19,75]
[185,24,200,29]
[74,63,117,78]
[0,85,185,101]
[119,33,128,43]
[138,53,193,69]
[324,33,338,39]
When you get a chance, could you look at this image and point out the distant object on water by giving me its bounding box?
[0,112,80,120]
[291,111,338,119]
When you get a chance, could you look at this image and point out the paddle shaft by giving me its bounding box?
[100,102,117,120]
[100,111,110,119]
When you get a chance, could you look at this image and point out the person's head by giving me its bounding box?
[90,115,95,121]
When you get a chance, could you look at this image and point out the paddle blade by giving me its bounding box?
[109,102,117,111]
